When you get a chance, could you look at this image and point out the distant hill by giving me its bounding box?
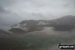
[0,29,11,38]
[50,15,75,31]
[9,15,75,33]
[9,20,48,34]
[0,29,10,34]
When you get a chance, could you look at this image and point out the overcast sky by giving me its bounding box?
[0,0,75,30]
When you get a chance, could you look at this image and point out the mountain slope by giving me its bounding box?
[50,15,75,31]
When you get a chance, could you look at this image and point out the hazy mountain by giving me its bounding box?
[50,15,75,31]
[9,20,47,34]
[9,15,75,33]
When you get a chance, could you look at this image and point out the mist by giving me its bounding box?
[0,0,75,29]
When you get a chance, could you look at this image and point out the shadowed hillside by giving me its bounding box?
[50,15,75,32]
